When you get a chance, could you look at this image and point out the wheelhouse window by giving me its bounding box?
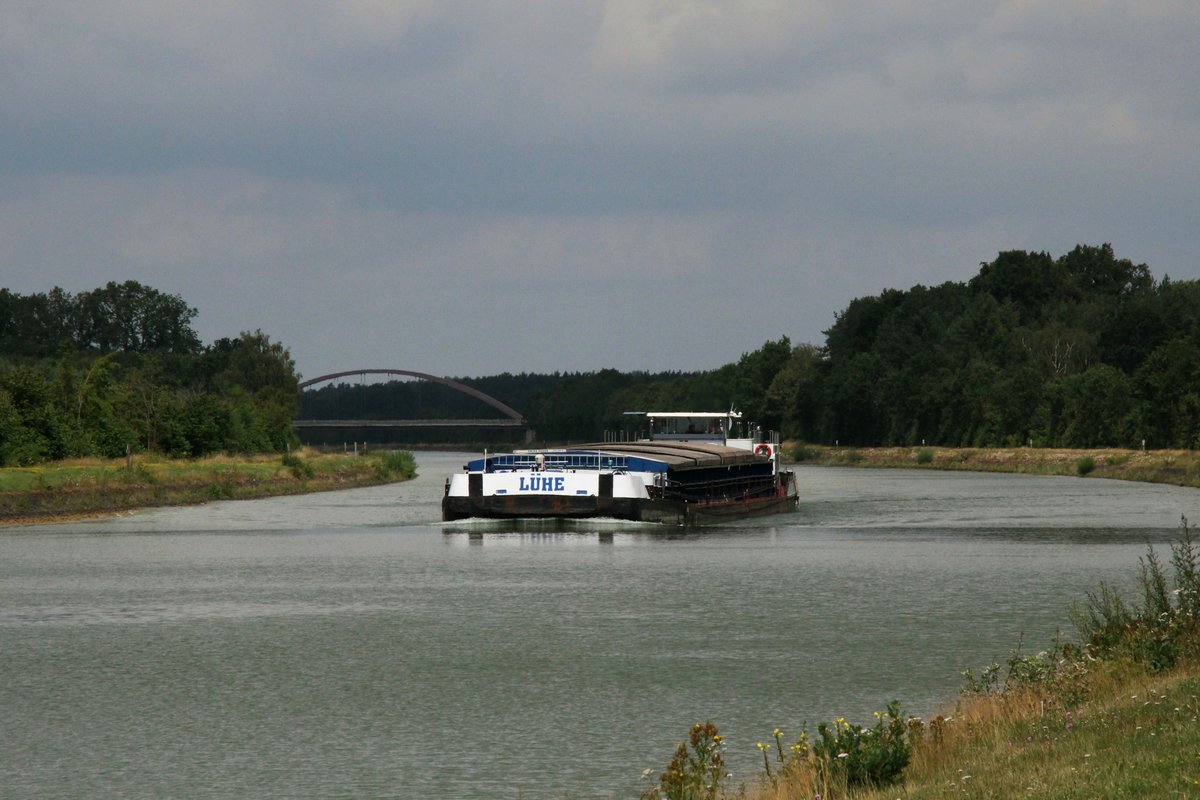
[647,413,740,439]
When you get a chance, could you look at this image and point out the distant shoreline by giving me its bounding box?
[5,445,1195,529]
[788,443,1200,489]
[0,450,414,528]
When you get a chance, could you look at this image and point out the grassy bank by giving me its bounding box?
[788,444,1200,488]
[722,661,1200,800]
[646,669,1200,799]
[0,448,416,526]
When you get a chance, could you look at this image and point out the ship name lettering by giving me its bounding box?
[518,476,566,492]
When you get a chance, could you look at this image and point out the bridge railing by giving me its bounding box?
[294,418,525,429]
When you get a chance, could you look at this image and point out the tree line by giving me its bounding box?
[7,243,1195,464]
[305,244,1198,450]
[794,244,1200,448]
[0,281,300,465]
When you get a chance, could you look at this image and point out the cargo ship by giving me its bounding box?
[441,411,798,524]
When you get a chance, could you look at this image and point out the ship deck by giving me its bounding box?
[559,441,763,471]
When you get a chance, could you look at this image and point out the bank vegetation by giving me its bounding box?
[1,281,301,465]
[790,444,1200,489]
[0,448,416,526]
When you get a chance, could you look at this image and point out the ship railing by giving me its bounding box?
[485,451,631,472]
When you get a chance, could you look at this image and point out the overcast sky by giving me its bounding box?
[3,2,1198,380]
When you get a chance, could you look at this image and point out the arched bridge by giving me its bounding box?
[294,369,528,437]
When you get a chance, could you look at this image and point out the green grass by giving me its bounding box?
[723,643,1200,800]
[852,668,1200,800]
[0,449,417,524]
[781,444,1200,489]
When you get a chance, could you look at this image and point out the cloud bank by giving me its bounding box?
[3,1,1197,377]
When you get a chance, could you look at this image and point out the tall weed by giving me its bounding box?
[1064,517,1197,672]
[641,722,727,800]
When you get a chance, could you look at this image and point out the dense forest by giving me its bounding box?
[803,243,1200,448]
[0,281,300,465]
[304,244,1199,449]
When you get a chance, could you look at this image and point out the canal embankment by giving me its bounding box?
[789,444,1200,489]
[0,449,416,526]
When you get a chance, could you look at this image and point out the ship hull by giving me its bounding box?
[442,473,798,526]
[441,435,798,526]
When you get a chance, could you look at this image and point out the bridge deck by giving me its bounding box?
[294,418,525,429]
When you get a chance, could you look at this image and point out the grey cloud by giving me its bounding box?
[2,2,1198,376]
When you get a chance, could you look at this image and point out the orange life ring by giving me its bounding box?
[754,444,772,457]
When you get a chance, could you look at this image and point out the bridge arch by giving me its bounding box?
[298,369,524,422]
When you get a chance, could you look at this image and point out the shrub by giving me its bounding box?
[810,701,911,790]
[282,452,314,479]
[375,449,417,480]
[915,447,934,465]
[791,444,818,462]
[960,662,1002,695]
[1076,456,1096,475]
[116,462,157,485]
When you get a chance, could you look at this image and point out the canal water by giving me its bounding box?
[3,453,1198,799]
